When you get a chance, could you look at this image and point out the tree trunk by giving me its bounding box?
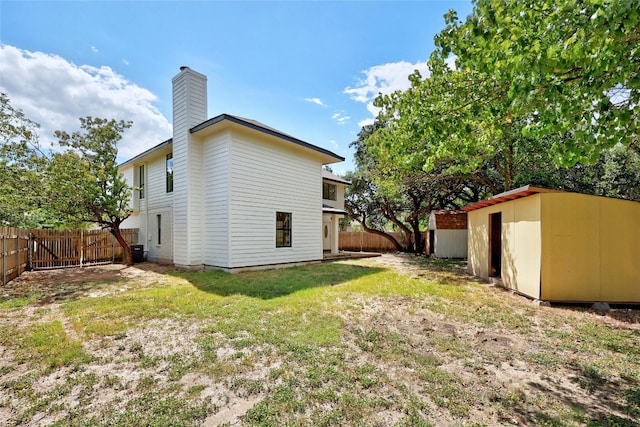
[380,201,413,252]
[411,220,425,254]
[358,221,405,252]
[110,225,133,266]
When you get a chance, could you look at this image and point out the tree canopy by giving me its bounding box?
[348,0,639,247]
[1,94,136,265]
[345,123,470,253]
[432,0,639,165]
[0,93,50,227]
[49,117,134,264]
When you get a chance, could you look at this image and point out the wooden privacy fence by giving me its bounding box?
[339,231,429,253]
[0,228,30,287]
[1,227,139,286]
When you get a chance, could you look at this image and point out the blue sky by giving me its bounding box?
[0,0,472,174]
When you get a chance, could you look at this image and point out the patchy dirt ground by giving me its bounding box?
[1,255,639,426]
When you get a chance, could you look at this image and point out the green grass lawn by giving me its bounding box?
[0,257,638,426]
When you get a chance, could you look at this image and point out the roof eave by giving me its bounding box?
[191,114,344,164]
[117,138,172,168]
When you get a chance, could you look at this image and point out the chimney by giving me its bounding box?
[171,67,207,268]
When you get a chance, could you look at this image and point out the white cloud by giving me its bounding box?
[357,117,375,128]
[122,59,129,66]
[332,112,351,125]
[91,46,98,53]
[328,139,339,150]
[445,55,457,71]
[344,60,430,119]
[0,44,172,162]
[305,97,327,107]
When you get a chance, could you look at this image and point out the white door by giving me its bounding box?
[323,220,331,251]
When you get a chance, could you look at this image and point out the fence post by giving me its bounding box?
[80,229,84,268]
[27,233,33,271]
[111,235,115,263]
[2,234,6,286]
[17,232,21,278]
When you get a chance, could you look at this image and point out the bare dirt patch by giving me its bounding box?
[1,262,176,303]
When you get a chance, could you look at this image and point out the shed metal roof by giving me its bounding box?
[463,185,565,212]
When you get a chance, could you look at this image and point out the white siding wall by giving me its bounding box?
[434,229,468,259]
[172,68,207,268]
[202,132,231,267]
[145,153,174,262]
[148,208,173,263]
[226,129,323,268]
[119,150,174,262]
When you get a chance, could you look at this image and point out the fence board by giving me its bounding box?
[1,227,139,285]
[339,231,428,253]
[1,227,30,286]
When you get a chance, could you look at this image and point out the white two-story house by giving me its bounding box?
[119,66,348,272]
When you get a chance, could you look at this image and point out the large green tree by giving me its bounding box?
[432,0,640,165]
[370,69,568,196]
[365,0,639,206]
[345,123,469,253]
[49,117,135,265]
[0,93,51,227]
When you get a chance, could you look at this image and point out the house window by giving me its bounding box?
[166,153,173,193]
[157,214,162,245]
[139,165,145,199]
[323,182,337,201]
[276,212,291,247]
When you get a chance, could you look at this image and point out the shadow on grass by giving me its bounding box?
[0,261,386,305]
[0,267,125,306]
[170,262,386,300]
[517,371,640,426]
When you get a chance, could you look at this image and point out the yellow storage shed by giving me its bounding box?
[464,185,640,303]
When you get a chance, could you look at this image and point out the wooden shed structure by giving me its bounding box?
[427,210,468,259]
[464,185,640,303]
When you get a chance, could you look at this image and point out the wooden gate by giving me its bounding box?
[30,229,139,269]
[1,228,139,284]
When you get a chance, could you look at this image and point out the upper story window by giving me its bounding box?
[323,182,337,201]
[139,165,145,199]
[166,153,173,193]
[276,212,292,248]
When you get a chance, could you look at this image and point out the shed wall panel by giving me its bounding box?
[467,196,542,299]
[434,229,467,258]
[508,195,542,299]
[541,193,640,302]
[467,209,489,279]
[598,197,640,301]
